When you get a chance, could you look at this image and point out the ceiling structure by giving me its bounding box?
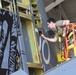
[42,0,76,23]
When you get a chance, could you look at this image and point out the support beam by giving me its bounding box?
[45,0,64,12]
[0,0,2,8]
[59,5,68,19]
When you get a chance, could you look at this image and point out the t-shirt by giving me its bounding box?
[53,20,65,38]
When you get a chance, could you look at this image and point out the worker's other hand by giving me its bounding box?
[66,20,70,25]
[63,20,70,25]
[62,33,66,37]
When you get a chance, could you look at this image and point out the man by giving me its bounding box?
[41,18,70,42]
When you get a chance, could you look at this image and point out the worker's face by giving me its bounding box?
[47,22,55,29]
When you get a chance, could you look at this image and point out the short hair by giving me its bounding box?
[47,18,56,23]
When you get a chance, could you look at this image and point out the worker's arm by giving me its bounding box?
[41,34,57,42]
[62,20,70,26]
[62,29,66,37]
[62,20,70,37]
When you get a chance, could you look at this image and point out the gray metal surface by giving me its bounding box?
[42,57,76,75]
[21,19,33,62]
[10,69,28,75]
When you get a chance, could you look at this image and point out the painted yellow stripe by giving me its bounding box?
[71,39,74,42]
[74,47,76,56]
[68,32,73,39]
[26,20,40,63]
[22,0,30,5]
[67,44,74,51]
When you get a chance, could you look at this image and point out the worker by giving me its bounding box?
[41,18,70,42]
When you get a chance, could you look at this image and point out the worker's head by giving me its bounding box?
[47,18,56,29]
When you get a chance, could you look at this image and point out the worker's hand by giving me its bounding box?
[41,34,45,38]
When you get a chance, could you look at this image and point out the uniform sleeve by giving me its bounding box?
[54,33,58,39]
[56,20,64,27]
